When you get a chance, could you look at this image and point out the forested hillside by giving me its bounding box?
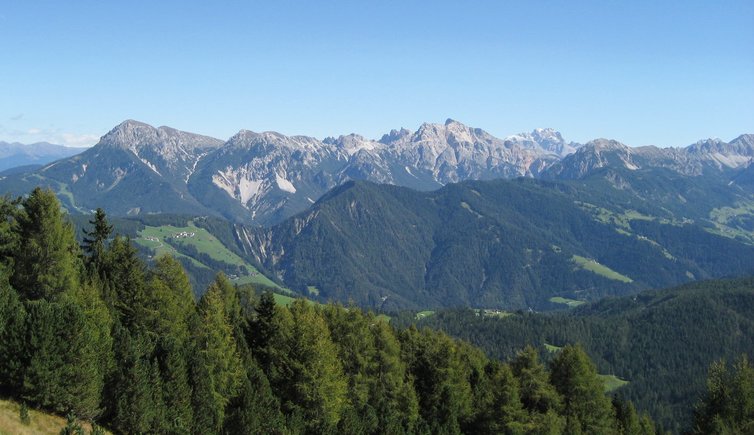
[242,170,754,310]
[0,188,670,434]
[395,278,754,432]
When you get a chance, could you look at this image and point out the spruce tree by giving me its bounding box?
[111,330,163,434]
[103,236,148,329]
[549,344,617,434]
[81,208,112,274]
[249,291,279,375]
[22,300,104,418]
[512,346,562,414]
[693,356,754,434]
[19,402,30,425]
[0,276,25,390]
[0,194,20,272]
[11,187,80,301]
[223,357,286,435]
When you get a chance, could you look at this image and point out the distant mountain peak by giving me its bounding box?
[379,128,411,144]
[586,138,629,150]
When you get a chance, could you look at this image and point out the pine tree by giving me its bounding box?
[59,412,84,435]
[249,291,279,375]
[103,236,148,329]
[693,356,754,434]
[19,402,30,425]
[22,300,105,418]
[155,335,194,434]
[549,344,617,434]
[0,276,26,390]
[466,361,526,434]
[613,398,641,435]
[0,194,20,272]
[61,281,114,411]
[223,357,286,435]
[323,305,379,433]
[11,187,80,301]
[400,327,478,433]
[111,329,163,434]
[511,346,562,414]
[81,208,112,274]
[141,256,196,433]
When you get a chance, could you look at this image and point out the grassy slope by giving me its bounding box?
[571,255,633,283]
[549,296,586,307]
[134,221,284,290]
[0,399,110,435]
[598,374,630,393]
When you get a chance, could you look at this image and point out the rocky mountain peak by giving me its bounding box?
[587,138,629,152]
[379,128,411,144]
[99,120,223,152]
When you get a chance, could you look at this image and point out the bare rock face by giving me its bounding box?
[98,120,224,183]
[544,135,754,180]
[2,117,751,225]
[187,119,574,224]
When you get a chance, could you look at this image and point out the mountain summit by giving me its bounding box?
[0,119,751,224]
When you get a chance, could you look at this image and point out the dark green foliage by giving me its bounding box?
[223,359,285,435]
[13,187,743,434]
[693,356,754,434]
[19,402,30,425]
[103,236,148,328]
[248,291,278,374]
[0,194,20,273]
[81,208,112,274]
[59,412,84,435]
[465,361,527,434]
[400,327,480,433]
[22,300,104,419]
[11,187,80,301]
[550,345,616,433]
[511,346,562,415]
[403,277,754,432]
[0,276,26,390]
[280,300,348,433]
[111,329,165,434]
[246,176,754,310]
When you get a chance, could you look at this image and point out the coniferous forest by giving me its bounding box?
[0,188,752,434]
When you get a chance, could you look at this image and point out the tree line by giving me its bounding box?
[0,188,747,434]
[392,279,754,433]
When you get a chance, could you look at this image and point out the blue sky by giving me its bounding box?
[1,0,752,147]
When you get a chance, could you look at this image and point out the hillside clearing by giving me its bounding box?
[549,296,586,308]
[598,374,630,392]
[135,221,284,290]
[571,255,633,283]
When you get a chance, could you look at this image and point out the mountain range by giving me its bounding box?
[2,119,750,226]
[0,141,83,173]
[232,169,754,310]
[2,120,753,310]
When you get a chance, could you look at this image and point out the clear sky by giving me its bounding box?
[1,0,752,148]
